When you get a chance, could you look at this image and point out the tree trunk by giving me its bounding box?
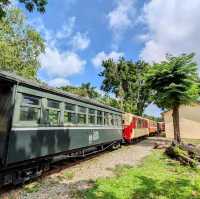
[172,106,181,143]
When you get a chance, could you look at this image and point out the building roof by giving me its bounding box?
[0,70,122,113]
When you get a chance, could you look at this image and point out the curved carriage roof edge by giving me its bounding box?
[124,112,149,121]
[0,70,122,113]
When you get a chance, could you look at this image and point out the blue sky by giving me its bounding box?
[18,0,200,117]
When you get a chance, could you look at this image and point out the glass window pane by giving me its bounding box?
[137,119,142,128]
[97,111,103,125]
[78,106,87,113]
[104,113,109,125]
[97,111,102,116]
[97,116,103,125]
[117,116,122,126]
[48,100,60,109]
[89,108,95,114]
[64,112,76,123]
[48,109,59,125]
[65,103,75,111]
[89,115,95,124]
[110,114,114,125]
[78,114,86,124]
[20,107,39,121]
[23,95,40,106]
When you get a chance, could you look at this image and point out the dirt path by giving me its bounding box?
[2,138,166,199]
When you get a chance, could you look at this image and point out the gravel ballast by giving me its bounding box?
[2,138,160,199]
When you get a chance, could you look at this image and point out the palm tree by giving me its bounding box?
[146,53,199,143]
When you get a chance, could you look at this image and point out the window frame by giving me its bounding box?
[19,94,41,125]
[64,102,76,124]
[114,114,121,126]
[88,108,96,125]
[97,110,103,125]
[77,105,87,125]
[104,112,110,126]
[46,99,61,126]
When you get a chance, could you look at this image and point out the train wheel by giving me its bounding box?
[112,142,121,150]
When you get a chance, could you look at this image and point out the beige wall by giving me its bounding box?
[164,104,200,139]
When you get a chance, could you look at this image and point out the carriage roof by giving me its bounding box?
[0,70,122,113]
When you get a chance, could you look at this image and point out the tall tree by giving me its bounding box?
[80,83,100,99]
[0,8,45,79]
[134,61,152,115]
[0,0,47,18]
[100,58,151,115]
[146,53,199,143]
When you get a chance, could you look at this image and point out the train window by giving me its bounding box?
[20,94,40,122]
[48,109,59,125]
[89,108,95,114]
[64,103,76,124]
[119,116,122,126]
[104,112,109,125]
[88,108,96,124]
[23,95,40,106]
[77,106,87,124]
[78,114,86,124]
[64,112,76,123]
[20,106,39,121]
[110,114,114,126]
[137,119,143,128]
[78,106,87,113]
[48,100,60,109]
[114,115,121,126]
[97,111,103,125]
[65,103,75,111]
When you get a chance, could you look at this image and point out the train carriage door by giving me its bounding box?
[0,80,13,167]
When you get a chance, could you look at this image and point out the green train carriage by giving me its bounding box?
[0,71,123,185]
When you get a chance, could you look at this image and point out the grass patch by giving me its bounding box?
[77,151,200,199]
[62,171,74,180]
[23,181,41,193]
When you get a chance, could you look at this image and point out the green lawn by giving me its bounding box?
[77,150,200,199]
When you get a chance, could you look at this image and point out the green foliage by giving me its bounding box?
[0,0,47,18]
[77,151,200,199]
[60,83,100,99]
[97,95,121,109]
[0,8,45,79]
[100,58,151,115]
[62,171,74,180]
[60,83,121,109]
[146,53,199,109]
[24,182,41,193]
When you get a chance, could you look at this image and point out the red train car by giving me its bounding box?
[123,113,149,143]
[157,122,165,133]
[148,119,158,135]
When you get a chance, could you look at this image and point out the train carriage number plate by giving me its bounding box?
[89,131,99,144]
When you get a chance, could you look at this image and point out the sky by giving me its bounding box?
[17,0,200,117]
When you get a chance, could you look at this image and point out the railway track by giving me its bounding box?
[0,145,115,195]
[0,138,149,195]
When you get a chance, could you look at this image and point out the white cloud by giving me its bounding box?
[139,0,200,65]
[107,0,136,43]
[56,17,76,40]
[39,47,86,78]
[48,78,70,87]
[30,17,88,85]
[92,51,124,68]
[70,32,90,51]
